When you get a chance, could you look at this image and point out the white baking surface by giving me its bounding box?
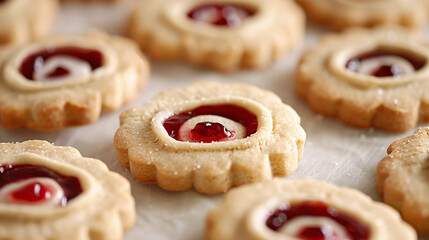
[1,1,428,239]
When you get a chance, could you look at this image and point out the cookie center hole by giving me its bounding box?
[19,46,104,82]
[163,104,258,143]
[187,3,256,27]
[0,164,82,207]
[266,201,370,240]
[346,48,426,78]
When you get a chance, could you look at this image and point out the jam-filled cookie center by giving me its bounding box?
[19,47,104,82]
[0,0,7,4]
[266,201,370,240]
[192,122,235,141]
[187,4,255,27]
[163,104,257,143]
[0,164,82,207]
[346,49,425,78]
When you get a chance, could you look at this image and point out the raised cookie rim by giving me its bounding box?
[151,96,273,151]
[0,153,99,220]
[205,179,417,240]
[328,41,429,88]
[246,197,376,240]
[163,0,272,38]
[2,36,118,92]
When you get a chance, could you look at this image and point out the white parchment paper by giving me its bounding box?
[1,1,428,239]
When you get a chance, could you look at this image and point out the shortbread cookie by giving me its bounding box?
[0,140,135,240]
[62,0,114,1]
[377,127,429,235]
[295,0,426,30]
[114,81,306,194]
[206,179,417,240]
[0,31,149,130]
[126,0,304,72]
[0,0,58,44]
[423,0,429,20]
[296,27,429,132]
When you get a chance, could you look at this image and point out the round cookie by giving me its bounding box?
[377,127,429,235]
[62,0,123,2]
[114,81,306,194]
[126,0,305,72]
[0,140,135,240]
[0,0,58,44]
[296,27,429,132]
[295,0,426,30]
[0,31,149,130]
[206,179,417,240]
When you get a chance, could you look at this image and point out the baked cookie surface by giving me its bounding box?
[0,31,149,130]
[126,0,304,72]
[296,27,429,132]
[0,0,58,44]
[0,140,135,240]
[377,127,429,236]
[114,81,306,194]
[62,0,122,2]
[295,0,426,30]
[206,179,417,240]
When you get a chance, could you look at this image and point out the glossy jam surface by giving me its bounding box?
[0,164,82,206]
[11,181,54,202]
[190,122,236,143]
[163,104,258,142]
[19,47,103,80]
[266,201,370,240]
[346,49,425,77]
[296,227,337,239]
[187,4,255,26]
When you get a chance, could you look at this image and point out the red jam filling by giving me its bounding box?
[46,67,70,78]
[11,181,55,203]
[190,122,236,143]
[266,201,370,240]
[187,4,255,26]
[0,0,6,4]
[19,46,103,80]
[346,49,425,77]
[0,164,82,206]
[296,227,339,239]
[163,104,258,142]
